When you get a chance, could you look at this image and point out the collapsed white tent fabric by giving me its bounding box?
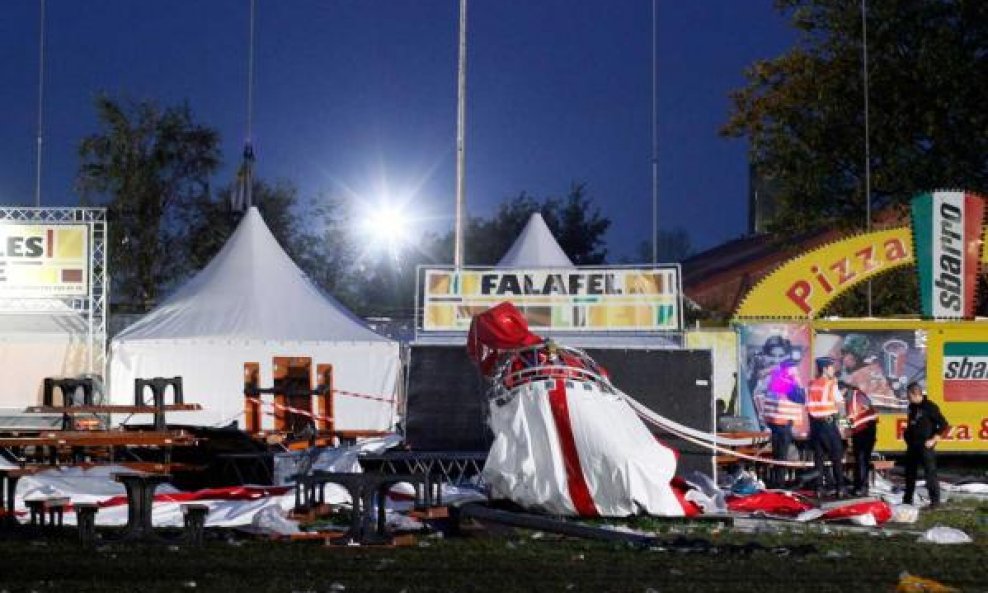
[109,207,399,430]
[0,313,90,412]
[483,378,684,517]
[496,213,574,268]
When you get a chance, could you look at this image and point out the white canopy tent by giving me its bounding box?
[109,207,400,430]
[0,313,90,413]
[496,212,574,268]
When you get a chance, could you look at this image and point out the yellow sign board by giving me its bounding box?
[813,319,987,453]
[735,228,913,319]
[422,266,681,332]
[0,224,89,297]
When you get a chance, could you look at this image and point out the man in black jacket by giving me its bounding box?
[902,382,949,508]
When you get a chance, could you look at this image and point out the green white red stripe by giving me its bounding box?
[911,191,985,319]
[943,342,988,402]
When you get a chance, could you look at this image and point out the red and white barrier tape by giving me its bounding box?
[245,396,334,423]
[331,389,395,405]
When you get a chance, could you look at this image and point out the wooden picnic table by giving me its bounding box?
[24,404,202,414]
[112,472,173,541]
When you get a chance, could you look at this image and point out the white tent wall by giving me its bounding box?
[109,339,399,430]
[0,314,91,412]
[108,207,400,432]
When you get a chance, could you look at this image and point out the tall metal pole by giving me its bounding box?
[650,0,658,264]
[34,0,47,208]
[862,0,872,316]
[247,0,255,145]
[454,0,468,268]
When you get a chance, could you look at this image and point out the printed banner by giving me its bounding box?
[0,224,89,297]
[814,328,927,412]
[911,191,985,319]
[421,267,681,332]
[943,342,988,402]
[737,323,811,433]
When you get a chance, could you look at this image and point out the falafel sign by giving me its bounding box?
[421,266,681,332]
[911,191,985,319]
[0,224,88,297]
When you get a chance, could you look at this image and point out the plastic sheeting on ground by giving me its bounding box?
[483,378,684,517]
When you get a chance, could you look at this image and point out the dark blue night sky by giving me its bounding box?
[0,1,796,260]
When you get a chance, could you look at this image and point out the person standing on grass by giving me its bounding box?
[845,386,878,496]
[807,357,845,498]
[902,382,949,508]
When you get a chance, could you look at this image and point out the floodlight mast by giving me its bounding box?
[454,0,468,268]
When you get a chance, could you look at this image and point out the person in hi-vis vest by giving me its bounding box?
[807,357,845,498]
[759,360,804,488]
[844,386,878,495]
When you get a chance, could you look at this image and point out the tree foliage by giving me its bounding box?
[629,228,694,264]
[723,0,987,235]
[350,184,612,317]
[77,96,220,310]
[455,183,611,266]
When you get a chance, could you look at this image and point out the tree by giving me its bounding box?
[77,96,220,310]
[723,0,987,236]
[452,183,611,266]
[349,184,612,318]
[628,228,694,264]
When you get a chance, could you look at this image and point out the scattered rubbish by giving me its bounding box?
[824,549,851,558]
[729,470,763,495]
[250,505,300,536]
[896,572,958,593]
[916,526,972,545]
[890,504,920,524]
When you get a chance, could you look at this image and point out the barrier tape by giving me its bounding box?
[245,396,334,423]
[331,389,396,405]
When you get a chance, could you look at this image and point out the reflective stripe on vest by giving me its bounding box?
[807,378,839,418]
[847,391,878,431]
[759,395,804,426]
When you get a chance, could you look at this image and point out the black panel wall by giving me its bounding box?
[585,348,714,478]
[404,345,492,451]
[404,344,714,477]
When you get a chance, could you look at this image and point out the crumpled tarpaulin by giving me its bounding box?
[726,491,813,516]
[475,303,685,517]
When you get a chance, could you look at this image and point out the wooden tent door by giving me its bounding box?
[273,357,313,434]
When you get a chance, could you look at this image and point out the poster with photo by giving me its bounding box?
[813,329,927,412]
[737,324,812,425]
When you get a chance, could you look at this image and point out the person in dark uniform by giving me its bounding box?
[902,382,949,508]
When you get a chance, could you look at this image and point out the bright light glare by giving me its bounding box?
[365,208,408,244]
[360,202,413,263]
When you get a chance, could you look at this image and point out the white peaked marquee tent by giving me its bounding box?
[496,213,574,268]
[109,207,400,430]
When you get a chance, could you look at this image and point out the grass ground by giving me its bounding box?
[0,501,985,593]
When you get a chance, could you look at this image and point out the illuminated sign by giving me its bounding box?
[0,224,88,297]
[422,266,681,332]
